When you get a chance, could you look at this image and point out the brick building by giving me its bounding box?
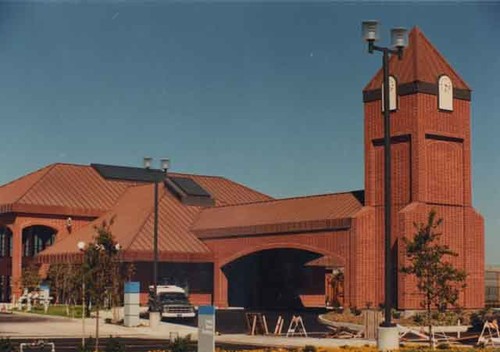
[0,27,484,309]
[485,266,500,307]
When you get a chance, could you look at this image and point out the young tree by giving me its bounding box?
[47,263,80,313]
[82,219,121,352]
[21,263,41,292]
[400,209,467,348]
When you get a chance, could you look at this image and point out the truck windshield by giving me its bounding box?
[158,292,188,304]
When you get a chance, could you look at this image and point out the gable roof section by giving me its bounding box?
[37,183,214,263]
[364,27,470,91]
[0,163,272,218]
[34,165,271,262]
[192,190,364,238]
[0,164,53,209]
[126,187,213,261]
[0,164,139,217]
[187,174,273,206]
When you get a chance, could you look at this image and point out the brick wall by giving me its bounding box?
[364,90,483,310]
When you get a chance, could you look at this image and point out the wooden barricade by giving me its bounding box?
[273,316,284,335]
[245,313,269,335]
[286,315,308,337]
[478,320,500,346]
[363,310,381,339]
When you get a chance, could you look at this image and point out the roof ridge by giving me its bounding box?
[169,173,272,205]
[416,27,470,90]
[9,164,57,203]
[170,172,224,179]
[412,27,419,83]
[220,176,273,201]
[47,162,225,178]
[0,164,52,190]
[172,172,269,198]
[364,26,470,91]
[52,162,90,168]
[207,189,364,209]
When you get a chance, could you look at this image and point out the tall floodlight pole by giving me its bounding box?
[362,21,407,350]
[143,157,170,308]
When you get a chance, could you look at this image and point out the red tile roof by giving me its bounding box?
[30,163,272,262]
[38,183,214,262]
[192,191,364,238]
[364,27,470,91]
[126,188,213,261]
[0,164,272,217]
[18,163,362,262]
[182,174,272,206]
[0,164,139,217]
[0,165,53,205]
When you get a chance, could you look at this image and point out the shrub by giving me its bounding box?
[436,342,450,349]
[78,338,94,352]
[349,306,362,316]
[413,313,425,325]
[105,336,125,352]
[391,309,401,319]
[302,346,316,352]
[0,337,15,352]
[470,308,500,331]
[168,335,193,352]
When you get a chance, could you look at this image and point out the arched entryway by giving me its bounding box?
[222,248,326,309]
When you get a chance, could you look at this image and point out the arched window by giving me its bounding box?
[0,227,12,257]
[438,75,453,111]
[382,75,398,112]
[22,225,57,257]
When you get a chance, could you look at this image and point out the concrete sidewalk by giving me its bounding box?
[1,312,196,339]
[0,312,375,348]
[217,334,375,348]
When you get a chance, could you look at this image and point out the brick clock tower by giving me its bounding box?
[363,27,484,309]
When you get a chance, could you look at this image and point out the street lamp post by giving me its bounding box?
[143,157,170,311]
[362,20,407,350]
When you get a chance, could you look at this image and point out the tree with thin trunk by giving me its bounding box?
[20,263,41,310]
[82,219,121,352]
[21,263,41,292]
[400,209,467,348]
[48,263,80,315]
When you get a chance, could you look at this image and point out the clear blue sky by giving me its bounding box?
[0,2,499,262]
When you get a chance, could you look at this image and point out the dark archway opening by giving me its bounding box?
[22,225,57,258]
[223,248,323,310]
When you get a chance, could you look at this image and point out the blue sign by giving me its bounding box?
[199,305,215,315]
[198,305,215,352]
[124,282,140,294]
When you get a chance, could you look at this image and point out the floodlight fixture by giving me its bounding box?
[77,241,86,251]
[391,27,408,49]
[362,20,379,42]
[160,158,170,172]
[143,157,153,169]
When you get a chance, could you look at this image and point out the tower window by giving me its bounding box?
[438,75,453,111]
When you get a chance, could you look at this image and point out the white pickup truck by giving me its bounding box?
[149,285,196,319]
